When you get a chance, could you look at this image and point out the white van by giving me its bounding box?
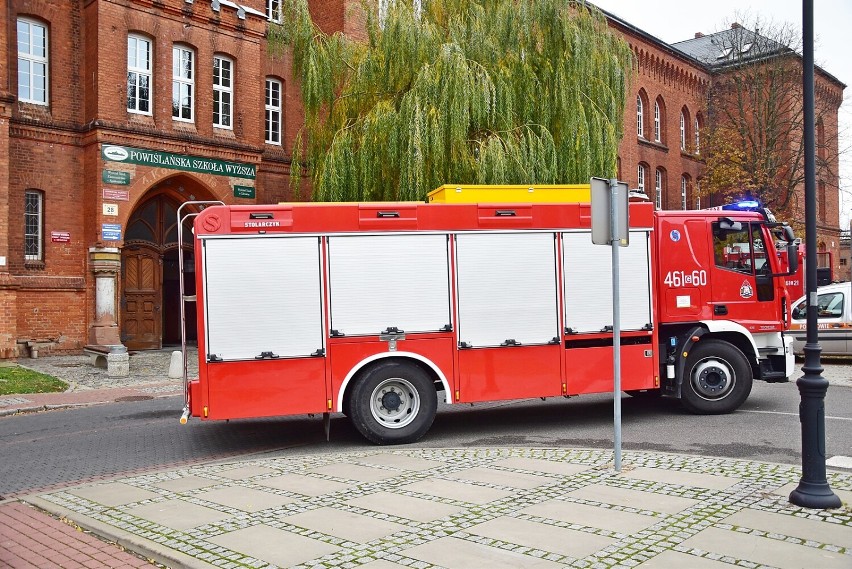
[790,281,852,356]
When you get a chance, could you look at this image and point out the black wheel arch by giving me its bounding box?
[341,355,443,414]
[661,324,759,398]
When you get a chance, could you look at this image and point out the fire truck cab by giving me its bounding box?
[183,191,797,444]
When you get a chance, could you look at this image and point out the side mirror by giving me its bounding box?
[785,240,799,276]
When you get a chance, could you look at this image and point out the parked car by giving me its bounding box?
[789,281,852,356]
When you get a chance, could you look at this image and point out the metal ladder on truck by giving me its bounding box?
[177,201,223,424]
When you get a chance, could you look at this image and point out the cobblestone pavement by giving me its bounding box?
[17,347,199,391]
[0,348,197,417]
[24,448,852,569]
[2,351,851,568]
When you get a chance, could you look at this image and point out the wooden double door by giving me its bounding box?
[121,193,196,350]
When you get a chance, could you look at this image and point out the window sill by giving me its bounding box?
[24,261,46,270]
[214,127,236,139]
[638,138,669,152]
[172,121,197,133]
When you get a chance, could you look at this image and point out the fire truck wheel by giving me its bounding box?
[349,361,438,445]
[681,339,753,414]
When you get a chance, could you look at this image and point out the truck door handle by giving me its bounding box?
[714,305,728,316]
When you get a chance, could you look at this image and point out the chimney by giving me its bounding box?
[731,22,741,29]
[695,32,705,38]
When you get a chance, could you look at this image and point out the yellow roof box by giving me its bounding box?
[427,184,591,203]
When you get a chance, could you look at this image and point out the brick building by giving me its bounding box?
[0,1,845,358]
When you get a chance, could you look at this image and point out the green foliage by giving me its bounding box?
[0,365,67,395]
[271,0,631,201]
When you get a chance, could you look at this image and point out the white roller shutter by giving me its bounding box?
[202,236,323,361]
[562,231,652,334]
[328,234,451,335]
[456,233,559,347]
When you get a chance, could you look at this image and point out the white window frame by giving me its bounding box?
[127,34,152,115]
[17,18,48,105]
[694,117,700,153]
[681,176,688,210]
[655,168,663,209]
[680,112,687,151]
[213,55,233,129]
[172,45,194,122]
[695,180,701,209]
[265,78,282,145]
[25,190,44,262]
[266,0,282,22]
[636,95,644,138]
[637,163,646,193]
[654,101,661,142]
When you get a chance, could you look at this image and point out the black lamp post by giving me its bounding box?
[788,0,841,510]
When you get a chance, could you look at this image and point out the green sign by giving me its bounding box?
[101,144,256,180]
[234,185,256,199]
[102,170,130,185]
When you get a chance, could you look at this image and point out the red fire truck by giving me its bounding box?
[180,188,798,444]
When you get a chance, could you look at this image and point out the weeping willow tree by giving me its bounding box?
[270,0,632,201]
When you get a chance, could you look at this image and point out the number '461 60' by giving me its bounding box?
[664,270,707,287]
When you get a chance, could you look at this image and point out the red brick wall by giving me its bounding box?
[609,20,711,211]
[3,0,309,355]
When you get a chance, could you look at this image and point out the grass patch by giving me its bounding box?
[0,365,68,395]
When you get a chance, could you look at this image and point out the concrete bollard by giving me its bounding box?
[168,350,183,379]
[107,345,129,377]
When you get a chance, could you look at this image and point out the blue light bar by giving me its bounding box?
[721,200,762,211]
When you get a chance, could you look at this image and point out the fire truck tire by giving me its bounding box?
[349,361,437,445]
[681,339,753,414]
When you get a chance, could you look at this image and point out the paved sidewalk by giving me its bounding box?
[0,348,195,417]
[1,352,851,568]
[0,502,153,568]
[21,448,852,569]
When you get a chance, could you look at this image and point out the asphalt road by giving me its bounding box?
[2,368,850,500]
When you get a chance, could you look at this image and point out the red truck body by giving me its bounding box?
[184,199,795,443]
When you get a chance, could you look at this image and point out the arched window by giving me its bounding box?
[681,175,690,210]
[655,96,666,144]
[655,168,665,209]
[637,95,644,138]
[680,109,689,151]
[694,113,702,154]
[654,101,661,142]
[695,179,701,209]
[637,163,647,193]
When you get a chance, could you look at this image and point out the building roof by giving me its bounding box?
[671,24,789,69]
[671,23,845,87]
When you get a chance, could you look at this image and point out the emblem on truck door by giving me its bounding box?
[740,280,754,299]
[670,230,681,242]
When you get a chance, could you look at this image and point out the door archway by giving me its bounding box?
[121,187,200,349]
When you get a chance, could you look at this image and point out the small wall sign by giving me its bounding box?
[103,188,130,201]
[102,170,131,185]
[102,223,122,241]
[103,203,119,216]
[234,185,256,199]
[51,231,71,243]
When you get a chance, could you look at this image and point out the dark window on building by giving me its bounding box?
[25,190,44,262]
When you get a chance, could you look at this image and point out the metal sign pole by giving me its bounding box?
[609,178,622,472]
